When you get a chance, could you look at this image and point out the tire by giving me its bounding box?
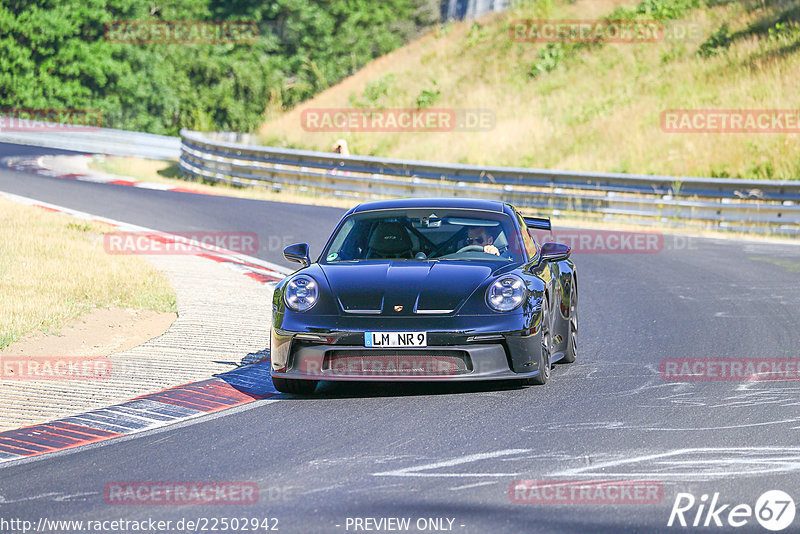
[272,377,318,394]
[560,278,578,364]
[528,303,552,385]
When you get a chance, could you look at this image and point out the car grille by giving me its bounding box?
[323,350,472,376]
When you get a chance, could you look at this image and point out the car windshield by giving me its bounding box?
[322,208,521,263]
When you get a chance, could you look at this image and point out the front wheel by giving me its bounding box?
[527,304,552,386]
[272,377,318,394]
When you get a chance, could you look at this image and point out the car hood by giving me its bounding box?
[319,261,494,315]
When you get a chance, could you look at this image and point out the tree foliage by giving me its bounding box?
[0,0,438,134]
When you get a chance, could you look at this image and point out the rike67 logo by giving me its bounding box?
[668,490,795,531]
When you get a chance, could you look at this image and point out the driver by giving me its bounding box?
[466,226,500,256]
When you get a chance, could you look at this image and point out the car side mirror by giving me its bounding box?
[540,242,571,262]
[284,243,311,267]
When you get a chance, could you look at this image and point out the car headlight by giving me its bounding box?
[284,275,319,312]
[486,275,526,312]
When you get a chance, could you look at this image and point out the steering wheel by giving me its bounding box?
[429,228,468,258]
[456,245,486,254]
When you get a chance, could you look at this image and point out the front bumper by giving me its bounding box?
[270,328,543,382]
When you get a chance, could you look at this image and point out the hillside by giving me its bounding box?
[259,0,800,180]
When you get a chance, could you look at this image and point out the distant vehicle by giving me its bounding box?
[270,198,577,394]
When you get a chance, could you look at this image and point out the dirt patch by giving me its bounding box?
[1,307,176,358]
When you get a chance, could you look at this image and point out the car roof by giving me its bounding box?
[350,197,507,214]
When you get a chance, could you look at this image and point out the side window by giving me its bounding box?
[515,211,539,259]
[327,219,355,259]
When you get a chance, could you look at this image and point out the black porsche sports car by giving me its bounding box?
[270,198,577,394]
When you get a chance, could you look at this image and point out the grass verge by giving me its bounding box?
[0,197,177,349]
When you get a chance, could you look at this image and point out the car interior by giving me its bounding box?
[328,215,514,261]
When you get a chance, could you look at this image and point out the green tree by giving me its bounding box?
[0,0,437,135]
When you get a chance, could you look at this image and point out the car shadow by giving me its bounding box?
[309,379,529,399]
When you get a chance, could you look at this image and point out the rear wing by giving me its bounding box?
[524,217,551,232]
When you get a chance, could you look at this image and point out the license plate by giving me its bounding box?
[364,331,427,347]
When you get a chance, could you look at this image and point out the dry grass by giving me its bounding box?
[0,197,177,349]
[90,157,174,182]
[258,0,800,180]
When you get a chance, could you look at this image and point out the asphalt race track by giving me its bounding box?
[2,142,800,533]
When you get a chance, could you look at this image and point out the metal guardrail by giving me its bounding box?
[0,118,180,160]
[179,129,800,234]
